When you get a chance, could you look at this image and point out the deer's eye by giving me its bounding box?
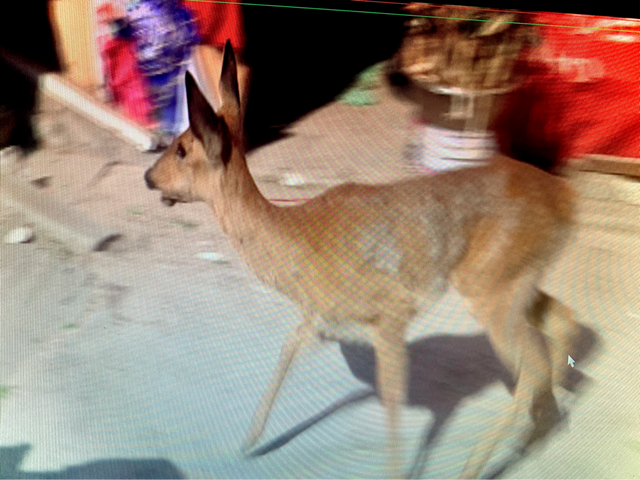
[176,144,186,159]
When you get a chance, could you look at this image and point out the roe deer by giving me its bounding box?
[145,40,588,478]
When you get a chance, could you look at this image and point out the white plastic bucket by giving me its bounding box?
[406,119,497,173]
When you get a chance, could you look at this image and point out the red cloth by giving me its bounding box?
[100,37,155,127]
[496,13,640,165]
[183,0,245,53]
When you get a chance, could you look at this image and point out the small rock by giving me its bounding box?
[31,176,52,189]
[4,227,34,244]
[197,251,228,263]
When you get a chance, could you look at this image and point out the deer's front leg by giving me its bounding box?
[242,320,319,452]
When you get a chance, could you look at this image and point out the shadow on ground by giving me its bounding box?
[342,334,515,478]
[0,444,184,479]
[241,1,406,151]
[248,334,514,468]
[249,329,598,478]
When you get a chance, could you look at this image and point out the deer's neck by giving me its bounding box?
[206,154,278,252]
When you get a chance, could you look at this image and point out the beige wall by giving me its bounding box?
[50,0,101,91]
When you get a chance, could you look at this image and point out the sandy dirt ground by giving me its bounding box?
[1,81,639,479]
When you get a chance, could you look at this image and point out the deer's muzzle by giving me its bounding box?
[144,169,156,190]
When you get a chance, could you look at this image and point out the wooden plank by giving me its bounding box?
[571,155,640,178]
[0,48,157,152]
[40,73,158,152]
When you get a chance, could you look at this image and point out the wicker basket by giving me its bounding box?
[395,5,541,172]
[398,4,538,91]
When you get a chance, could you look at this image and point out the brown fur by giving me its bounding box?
[145,40,585,478]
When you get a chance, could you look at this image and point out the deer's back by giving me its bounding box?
[254,156,575,328]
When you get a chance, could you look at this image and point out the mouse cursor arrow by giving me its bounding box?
[568,355,575,368]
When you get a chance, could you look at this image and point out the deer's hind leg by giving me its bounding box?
[456,279,559,479]
[530,291,597,392]
[373,315,409,480]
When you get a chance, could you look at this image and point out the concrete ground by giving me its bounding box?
[1,79,639,479]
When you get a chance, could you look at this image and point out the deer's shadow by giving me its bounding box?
[341,334,515,478]
[249,334,514,471]
[250,329,596,478]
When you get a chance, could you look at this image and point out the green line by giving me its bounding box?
[185,0,639,34]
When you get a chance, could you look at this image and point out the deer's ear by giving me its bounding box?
[186,72,231,165]
[186,71,218,143]
[219,40,241,111]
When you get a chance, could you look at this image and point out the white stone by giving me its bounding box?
[4,227,34,244]
[280,172,306,187]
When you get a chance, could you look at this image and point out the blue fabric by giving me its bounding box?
[126,0,200,133]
